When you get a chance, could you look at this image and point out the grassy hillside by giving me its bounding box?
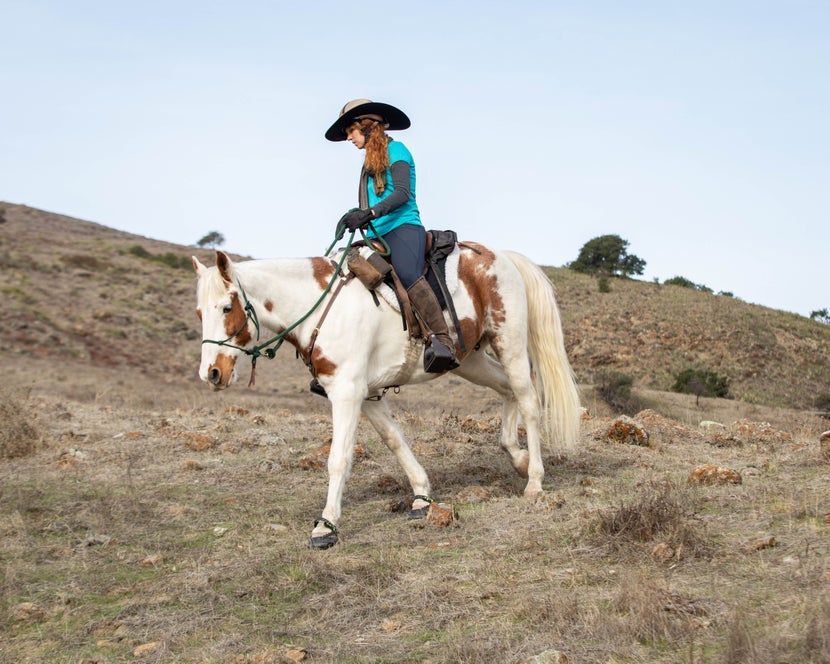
[1,201,828,663]
[2,201,828,410]
[547,266,830,409]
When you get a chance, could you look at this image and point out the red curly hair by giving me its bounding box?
[349,118,391,196]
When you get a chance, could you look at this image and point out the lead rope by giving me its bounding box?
[204,221,388,386]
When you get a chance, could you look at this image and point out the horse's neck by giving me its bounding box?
[235,258,324,328]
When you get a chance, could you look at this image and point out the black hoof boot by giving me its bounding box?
[407,495,434,520]
[310,518,338,549]
[309,378,328,398]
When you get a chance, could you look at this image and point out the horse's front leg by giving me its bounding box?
[310,394,364,549]
[361,399,433,518]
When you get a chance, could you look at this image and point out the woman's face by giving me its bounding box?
[345,124,366,149]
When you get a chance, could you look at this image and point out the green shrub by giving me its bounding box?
[664,276,697,289]
[596,371,642,415]
[128,244,151,259]
[126,245,190,269]
[664,276,712,292]
[598,276,611,293]
[672,368,730,404]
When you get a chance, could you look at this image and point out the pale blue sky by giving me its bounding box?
[2,1,828,316]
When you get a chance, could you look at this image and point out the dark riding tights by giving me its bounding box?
[381,223,426,288]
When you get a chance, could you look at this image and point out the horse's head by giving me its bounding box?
[192,251,255,390]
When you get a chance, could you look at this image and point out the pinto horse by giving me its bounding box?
[192,241,580,548]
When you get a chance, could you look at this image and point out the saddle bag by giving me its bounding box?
[347,247,392,290]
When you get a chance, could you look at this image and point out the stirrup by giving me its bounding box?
[423,336,459,373]
[309,378,328,398]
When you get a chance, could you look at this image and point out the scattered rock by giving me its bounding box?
[652,542,675,563]
[688,464,742,485]
[820,431,830,460]
[132,641,162,657]
[180,432,214,451]
[602,416,649,446]
[425,502,458,527]
[213,526,229,537]
[284,646,308,661]
[456,485,492,503]
[11,602,44,622]
[709,432,742,448]
[699,420,726,431]
[752,536,777,551]
[139,553,164,567]
[523,649,569,663]
[263,523,288,535]
[225,405,250,416]
[730,419,793,444]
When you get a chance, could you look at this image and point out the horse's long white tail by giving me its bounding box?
[503,251,581,450]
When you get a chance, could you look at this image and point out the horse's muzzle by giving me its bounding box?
[204,354,236,390]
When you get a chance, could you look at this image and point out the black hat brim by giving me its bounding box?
[325,101,411,142]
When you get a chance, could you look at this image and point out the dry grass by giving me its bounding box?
[0,388,42,459]
[1,356,827,662]
[0,202,829,662]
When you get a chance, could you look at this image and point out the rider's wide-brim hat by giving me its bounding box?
[325,99,410,142]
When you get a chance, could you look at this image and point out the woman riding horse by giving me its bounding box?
[326,99,458,376]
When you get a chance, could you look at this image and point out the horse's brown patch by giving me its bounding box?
[224,293,252,346]
[211,353,236,388]
[458,243,506,336]
[311,257,336,290]
[311,347,337,378]
[196,308,202,321]
[264,300,273,312]
[457,317,480,358]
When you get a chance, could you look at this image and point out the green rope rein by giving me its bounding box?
[201,219,390,369]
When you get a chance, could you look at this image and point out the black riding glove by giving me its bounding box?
[340,208,374,232]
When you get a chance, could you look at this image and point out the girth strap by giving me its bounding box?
[302,273,355,377]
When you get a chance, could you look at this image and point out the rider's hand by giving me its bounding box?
[339,208,374,232]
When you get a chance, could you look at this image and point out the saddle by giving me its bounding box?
[348,230,466,351]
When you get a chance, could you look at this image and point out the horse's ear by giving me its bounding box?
[215,251,233,284]
[192,256,207,275]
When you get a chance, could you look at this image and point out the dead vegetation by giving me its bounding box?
[0,388,42,459]
[0,202,828,662]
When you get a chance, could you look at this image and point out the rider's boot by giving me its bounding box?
[406,277,459,373]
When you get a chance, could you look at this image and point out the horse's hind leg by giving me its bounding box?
[361,399,433,513]
[453,351,529,479]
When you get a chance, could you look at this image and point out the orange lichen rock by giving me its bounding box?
[688,464,742,485]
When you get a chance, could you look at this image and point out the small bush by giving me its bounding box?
[672,368,730,404]
[126,245,190,269]
[596,371,642,415]
[595,482,710,558]
[0,389,41,459]
[814,393,830,417]
[664,275,697,289]
[598,276,611,293]
[128,244,151,259]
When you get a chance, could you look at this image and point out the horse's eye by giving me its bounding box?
[222,304,233,314]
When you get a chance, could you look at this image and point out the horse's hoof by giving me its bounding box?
[408,506,430,520]
[309,533,338,549]
[408,495,433,520]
